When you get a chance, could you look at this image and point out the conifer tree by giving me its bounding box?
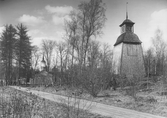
[15,24,32,83]
[1,24,16,85]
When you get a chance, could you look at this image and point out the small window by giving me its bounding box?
[127,45,137,56]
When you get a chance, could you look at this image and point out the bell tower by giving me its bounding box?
[112,2,145,79]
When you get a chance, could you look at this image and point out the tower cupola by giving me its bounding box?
[120,19,135,33]
[120,2,135,34]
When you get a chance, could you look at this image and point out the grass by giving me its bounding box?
[27,80,167,118]
[0,86,111,118]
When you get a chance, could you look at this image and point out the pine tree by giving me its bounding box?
[1,24,16,85]
[15,24,32,83]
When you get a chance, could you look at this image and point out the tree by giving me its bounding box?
[78,0,106,65]
[100,43,113,89]
[81,40,113,97]
[152,29,166,75]
[61,0,107,95]
[31,45,41,70]
[64,10,79,67]
[144,48,154,77]
[83,40,101,97]
[64,12,79,86]
[56,41,67,86]
[41,39,56,72]
[63,0,106,87]
[1,24,16,85]
[15,24,32,83]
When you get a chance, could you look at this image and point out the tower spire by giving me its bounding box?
[126,2,128,19]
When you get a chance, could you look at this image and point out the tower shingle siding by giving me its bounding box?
[121,43,145,79]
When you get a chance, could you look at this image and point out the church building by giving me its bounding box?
[112,7,145,79]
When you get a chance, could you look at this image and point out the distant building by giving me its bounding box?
[112,8,145,79]
[30,54,53,86]
[40,53,46,71]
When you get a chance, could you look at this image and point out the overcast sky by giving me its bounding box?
[0,0,167,50]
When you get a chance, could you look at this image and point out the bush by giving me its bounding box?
[145,96,157,104]
[60,94,92,118]
[81,67,103,97]
[116,74,129,88]
[138,80,154,90]
[125,75,140,101]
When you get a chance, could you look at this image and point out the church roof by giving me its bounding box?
[114,32,142,46]
[120,19,135,27]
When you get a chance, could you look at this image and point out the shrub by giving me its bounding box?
[138,80,154,90]
[60,92,92,118]
[125,75,140,101]
[145,96,157,104]
[81,67,103,97]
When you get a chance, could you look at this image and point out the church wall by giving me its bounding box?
[112,43,123,74]
[121,43,145,79]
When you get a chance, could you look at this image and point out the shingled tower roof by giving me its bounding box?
[114,32,141,46]
[119,19,134,27]
[114,3,142,46]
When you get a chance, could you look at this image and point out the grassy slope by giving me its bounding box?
[0,87,111,118]
[28,81,167,117]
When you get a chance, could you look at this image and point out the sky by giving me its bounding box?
[0,0,167,51]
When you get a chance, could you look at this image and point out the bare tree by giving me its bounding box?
[64,10,79,67]
[41,39,56,72]
[56,41,67,86]
[59,0,107,94]
[152,29,166,75]
[31,45,41,70]
[64,10,83,87]
[101,44,113,68]
[100,43,113,89]
[144,48,154,77]
[78,0,107,66]
[80,40,101,97]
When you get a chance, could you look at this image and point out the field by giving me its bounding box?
[0,86,111,118]
[27,79,167,118]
